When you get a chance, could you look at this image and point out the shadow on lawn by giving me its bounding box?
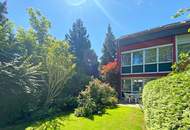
[1,111,73,130]
[2,106,119,130]
[86,106,118,120]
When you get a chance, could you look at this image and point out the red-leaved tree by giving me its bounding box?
[101,61,121,97]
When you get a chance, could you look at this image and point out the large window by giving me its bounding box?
[121,53,131,66]
[145,48,157,63]
[132,79,143,92]
[176,34,190,58]
[123,79,131,92]
[132,50,143,73]
[159,46,172,62]
[145,48,157,72]
[122,78,157,94]
[121,53,131,74]
[158,46,173,72]
[133,51,143,65]
[178,43,190,56]
[121,44,173,74]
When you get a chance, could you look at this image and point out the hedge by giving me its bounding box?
[143,70,190,130]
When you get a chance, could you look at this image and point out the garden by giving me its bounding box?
[1,1,190,130]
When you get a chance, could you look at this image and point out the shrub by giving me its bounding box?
[56,97,78,111]
[0,57,42,127]
[74,79,118,117]
[143,69,190,130]
[172,53,190,73]
[74,96,96,117]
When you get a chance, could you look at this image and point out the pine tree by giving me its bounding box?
[0,1,16,62]
[0,1,7,25]
[66,19,99,77]
[101,24,116,65]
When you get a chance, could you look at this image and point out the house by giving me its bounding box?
[116,20,190,102]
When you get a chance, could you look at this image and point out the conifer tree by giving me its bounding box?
[101,24,116,65]
[66,19,99,77]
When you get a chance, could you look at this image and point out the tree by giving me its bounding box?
[0,1,17,63]
[173,8,190,19]
[101,61,120,97]
[100,24,116,65]
[65,19,99,77]
[0,57,42,126]
[28,8,51,45]
[100,24,120,96]
[0,1,7,25]
[45,39,75,106]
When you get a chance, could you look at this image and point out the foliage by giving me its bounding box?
[101,61,118,75]
[0,57,42,126]
[45,40,75,106]
[0,5,76,127]
[74,96,96,117]
[100,25,120,96]
[173,8,190,18]
[27,8,51,45]
[25,106,145,130]
[101,61,121,96]
[56,97,78,111]
[172,53,190,73]
[0,21,17,62]
[65,19,99,77]
[100,24,116,65]
[0,2,98,127]
[74,79,118,117]
[0,1,7,25]
[16,28,37,56]
[56,73,91,110]
[143,68,190,130]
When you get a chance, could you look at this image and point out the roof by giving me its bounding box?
[117,20,190,47]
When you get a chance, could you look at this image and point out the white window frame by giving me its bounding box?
[121,44,173,75]
[122,77,157,94]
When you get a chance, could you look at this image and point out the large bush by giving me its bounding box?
[74,79,118,117]
[143,69,190,130]
[0,57,42,126]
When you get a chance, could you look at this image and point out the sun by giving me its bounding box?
[65,0,87,6]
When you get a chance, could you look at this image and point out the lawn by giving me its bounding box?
[3,105,145,130]
[23,105,145,130]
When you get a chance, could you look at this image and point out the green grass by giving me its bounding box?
[2,105,145,130]
[25,105,145,130]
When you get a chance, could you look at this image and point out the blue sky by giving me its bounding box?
[4,0,190,58]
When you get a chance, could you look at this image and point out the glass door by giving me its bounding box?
[132,79,144,94]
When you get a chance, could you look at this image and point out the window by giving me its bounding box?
[122,78,157,95]
[158,45,173,72]
[178,43,190,56]
[123,79,131,92]
[145,48,157,63]
[133,51,143,65]
[121,53,131,66]
[159,46,172,62]
[176,34,190,57]
[121,53,131,74]
[132,79,143,92]
[132,51,143,73]
[145,48,157,72]
[121,44,173,74]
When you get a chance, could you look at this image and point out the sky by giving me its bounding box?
[3,0,190,58]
